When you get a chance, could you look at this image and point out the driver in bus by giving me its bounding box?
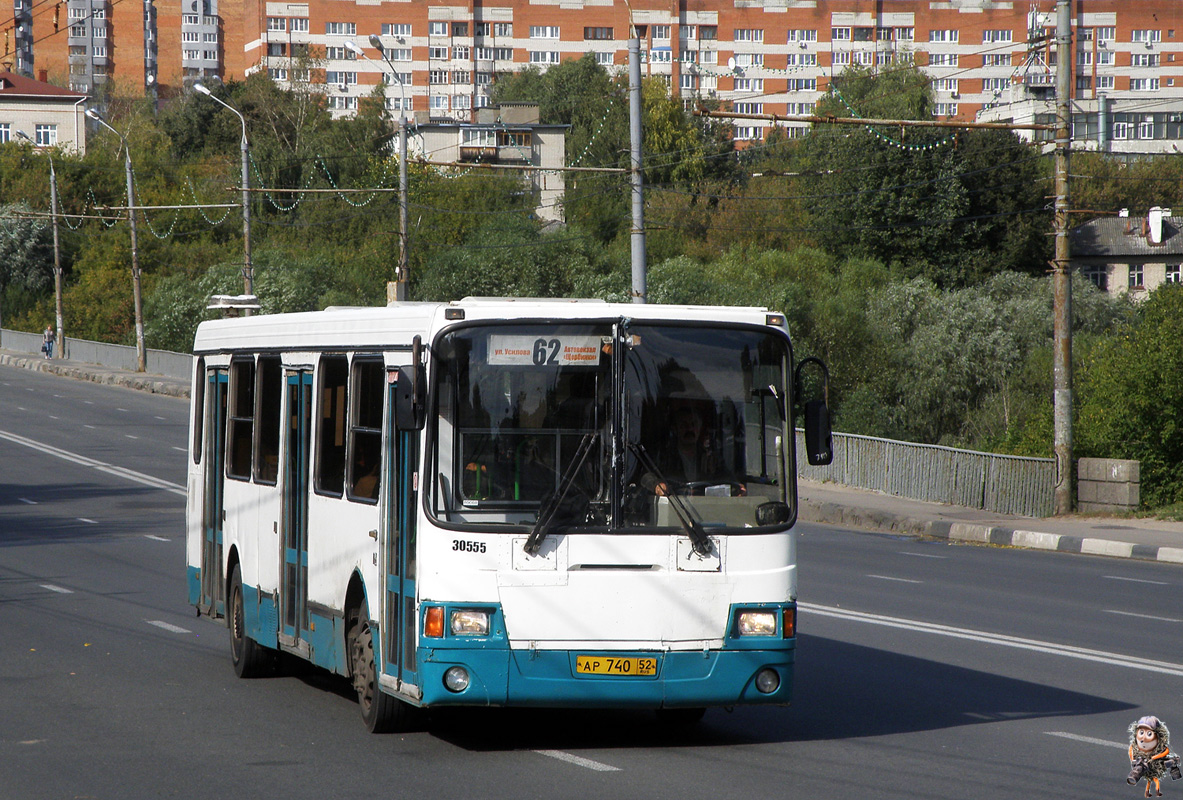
[642,395,729,497]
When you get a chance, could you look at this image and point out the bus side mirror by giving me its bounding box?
[394,364,425,431]
[795,356,833,467]
[803,399,832,466]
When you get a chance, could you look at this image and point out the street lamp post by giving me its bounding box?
[15,130,65,359]
[193,82,253,310]
[85,109,146,372]
[347,36,409,301]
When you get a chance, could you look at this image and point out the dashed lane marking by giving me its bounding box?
[533,750,621,772]
[146,620,191,634]
[867,574,922,584]
[1104,609,1182,623]
[1103,575,1169,586]
[1045,732,1125,750]
[40,584,74,594]
[18,498,37,505]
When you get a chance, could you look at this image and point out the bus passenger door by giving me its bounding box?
[383,376,419,690]
[281,370,313,649]
[199,368,228,619]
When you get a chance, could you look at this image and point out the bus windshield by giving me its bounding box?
[429,320,793,533]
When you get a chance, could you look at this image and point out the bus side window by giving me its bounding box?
[227,358,255,481]
[348,359,383,503]
[192,357,205,464]
[316,355,349,496]
[255,356,282,484]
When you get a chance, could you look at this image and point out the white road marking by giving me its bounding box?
[125,435,139,440]
[116,408,129,413]
[1046,731,1125,750]
[146,620,191,634]
[16,406,26,411]
[171,446,187,453]
[800,602,1183,677]
[83,400,93,405]
[77,518,97,524]
[154,416,166,421]
[1103,575,1169,586]
[49,415,59,420]
[83,424,96,429]
[40,584,74,594]
[1104,609,1182,623]
[144,535,170,542]
[533,750,621,772]
[53,394,63,398]
[900,551,947,559]
[18,498,37,505]
[867,574,922,584]
[0,429,185,496]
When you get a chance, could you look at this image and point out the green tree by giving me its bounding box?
[0,203,54,329]
[1077,283,1183,506]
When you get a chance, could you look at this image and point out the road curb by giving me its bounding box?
[0,353,191,399]
[800,498,1183,566]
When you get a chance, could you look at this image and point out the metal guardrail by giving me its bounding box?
[797,430,1054,518]
[0,328,193,379]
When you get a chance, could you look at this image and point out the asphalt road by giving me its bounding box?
[2,364,1178,800]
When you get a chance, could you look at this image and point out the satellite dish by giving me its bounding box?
[726,57,735,69]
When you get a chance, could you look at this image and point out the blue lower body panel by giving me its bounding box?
[415,645,794,708]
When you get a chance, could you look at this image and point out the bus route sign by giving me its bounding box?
[489,335,603,367]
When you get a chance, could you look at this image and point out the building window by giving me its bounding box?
[1113,121,1130,139]
[680,74,697,90]
[896,27,914,41]
[734,77,763,92]
[453,45,469,59]
[430,94,449,111]
[1167,264,1181,283]
[325,71,357,85]
[452,70,470,83]
[529,51,560,64]
[530,25,559,39]
[983,53,1011,66]
[1138,120,1155,139]
[584,26,613,40]
[1085,267,1107,290]
[734,28,763,43]
[982,29,1013,43]
[268,68,287,81]
[267,43,286,57]
[1130,78,1160,92]
[429,70,449,84]
[429,21,447,36]
[652,25,670,40]
[183,31,199,42]
[1076,76,1092,91]
[733,101,763,115]
[787,78,817,91]
[291,17,308,33]
[453,94,471,110]
[852,27,873,42]
[699,25,716,40]
[1131,29,1161,44]
[932,103,958,117]
[383,23,411,37]
[494,22,512,37]
[429,46,448,59]
[932,78,958,93]
[681,25,696,40]
[1132,53,1160,68]
[1098,75,1115,90]
[734,126,762,141]
[452,22,468,37]
[70,24,86,37]
[325,46,354,60]
[0,124,9,143]
[733,53,763,67]
[928,29,958,43]
[326,22,356,36]
[594,51,613,65]
[787,28,817,43]
[266,16,285,31]
[831,27,850,41]
[388,48,412,61]
[1129,265,1144,289]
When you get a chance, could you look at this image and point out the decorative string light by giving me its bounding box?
[832,85,958,151]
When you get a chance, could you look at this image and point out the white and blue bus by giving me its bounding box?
[186,298,832,731]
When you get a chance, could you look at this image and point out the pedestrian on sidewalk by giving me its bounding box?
[41,325,55,359]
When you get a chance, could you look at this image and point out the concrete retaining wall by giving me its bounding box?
[1078,457,1140,513]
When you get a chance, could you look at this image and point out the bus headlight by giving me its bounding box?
[444,666,470,693]
[737,610,778,636]
[450,609,490,635]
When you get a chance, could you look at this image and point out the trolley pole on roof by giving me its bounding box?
[1052,0,1074,514]
[628,36,647,303]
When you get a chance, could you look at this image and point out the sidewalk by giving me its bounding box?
[4,348,1181,566]
[799,478,1183,565]
[0,350,190,399]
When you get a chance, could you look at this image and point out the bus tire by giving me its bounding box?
[229,565,272,679]
[348,614,407,733]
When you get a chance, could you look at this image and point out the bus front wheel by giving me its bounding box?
[229,565,272,678]
[348,612,408,733]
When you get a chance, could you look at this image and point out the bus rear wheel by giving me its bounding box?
[229,565,272,678]
[348,612,409,733]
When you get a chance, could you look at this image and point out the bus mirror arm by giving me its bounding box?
[394,364,426,431]
[794,357,833,467]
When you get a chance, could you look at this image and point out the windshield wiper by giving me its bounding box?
[523,432,596,555]
[627,442,713,557]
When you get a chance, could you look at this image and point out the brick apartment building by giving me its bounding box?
[9,0,1183,142]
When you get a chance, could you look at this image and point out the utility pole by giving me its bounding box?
[49,154,63,358]
[628,36,646,303]
[1052,0,1074,514]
